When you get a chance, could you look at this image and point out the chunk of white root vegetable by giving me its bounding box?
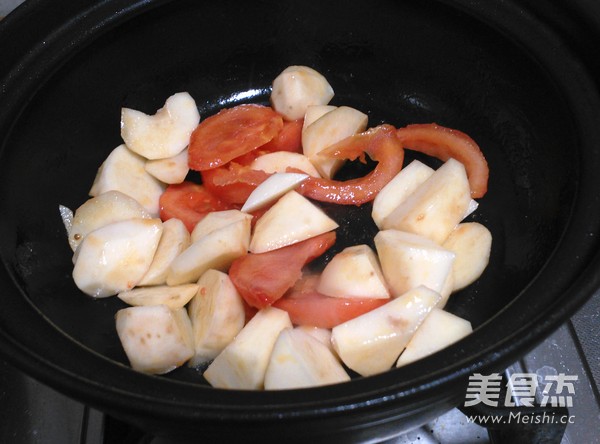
[374,229,455,298]
[373,159,479,229]
[331,286,441,376]
[464,199,479,219]
[72,218,163,298]
[117,284,199,309]
[437,271,455,310]
[317,244,390,299]
[89,144,166,216]
[144,148,189,184]
[241,172,308,213]
[66,190,151,252]
[296,326,336,356]
[442,222,492,291]
[382,158,471,244]
[372,160,434,229]
[396,308,472,367]
[190,210,252,244]
[116,305,194,374]
[302,105,368,179]
[250,151,321,177]
[204,307,292,390]
[121,92,200,160]
[188,269,246,366]
[303,105,337,130]
[59,204,74,239]
[167,218,251,285]
[249,190,338,253]
[138,218,190,286]
[264,328,350,390]
[270,66,334,121]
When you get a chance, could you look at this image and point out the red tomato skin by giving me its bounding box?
[159,181,232,232]
[259,119,303,153]
[229,232,336,309]
[188,104,283,171]
[297,124,405,205]
[396,123,489,198]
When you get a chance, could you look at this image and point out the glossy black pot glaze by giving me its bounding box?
[1,0,600,442]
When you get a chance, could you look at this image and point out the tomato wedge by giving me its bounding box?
[199,119,303,204]
[159,181,233,232]
[396,123,489,198]
[188,104,283,171]
[201,162,270,205]
[243,300,258,323]
[297,124,404,205]
[229,232,336,309]
[273,274,388,328]
[259,119,303,153]
[228,149,267,167]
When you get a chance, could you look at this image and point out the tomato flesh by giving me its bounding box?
[198,119,303,204]
[159,181,233,232]
[396,123,488,198]
[259,119,303,153]
[297,124,404,205]
[229,232,336,309]
[201,162,270,205]
[273,274,388,328]
[188,104,283,171]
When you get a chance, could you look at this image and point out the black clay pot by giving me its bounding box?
[1,0,600,442]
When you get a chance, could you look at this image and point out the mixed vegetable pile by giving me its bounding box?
[60,66,492,390]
